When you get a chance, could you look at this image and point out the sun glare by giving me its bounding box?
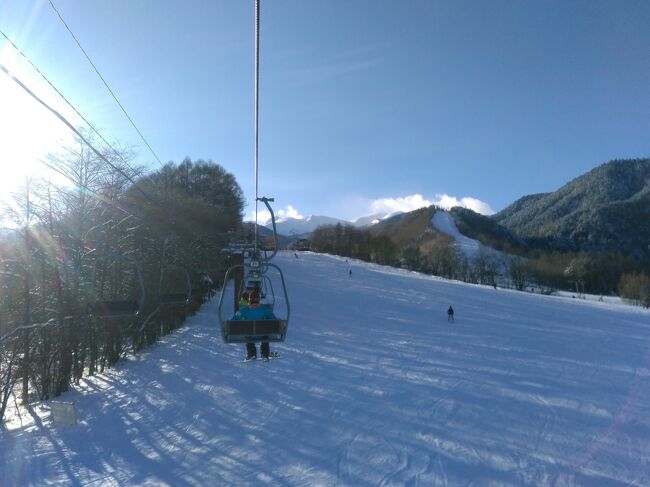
[0,50,73,203]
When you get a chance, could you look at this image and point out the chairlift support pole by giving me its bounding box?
[254,0,261,252]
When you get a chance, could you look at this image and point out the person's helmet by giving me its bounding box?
[248,290,260,303]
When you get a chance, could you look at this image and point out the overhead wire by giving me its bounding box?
[0,32,201,241]
[37,157,138,221]
[47,0,164,168]
[0,63,212,243]
[2,7,242,250]
[0,63,148,199]
[0,28,144,179]
[0,13,233,335]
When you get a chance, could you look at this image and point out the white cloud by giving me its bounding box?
[277,205,304,220]
[432,194,495,215]
[248,205,304,225]
[369,194,433,215]
[246,194,494,226]
[363,193,494,218]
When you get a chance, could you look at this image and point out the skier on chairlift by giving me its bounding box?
[239,291,249,310]
[233,290,277,360]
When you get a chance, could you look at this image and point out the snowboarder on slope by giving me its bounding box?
[447,306,454,322]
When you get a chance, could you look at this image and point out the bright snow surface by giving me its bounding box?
[2,251,650,486]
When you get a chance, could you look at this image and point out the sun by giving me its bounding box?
[0,54,73,202]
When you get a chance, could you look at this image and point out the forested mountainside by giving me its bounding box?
[493,158,650,258]
[448,207,525,254]
[304,158,649,296]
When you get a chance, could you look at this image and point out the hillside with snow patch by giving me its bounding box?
[432,210,505,261]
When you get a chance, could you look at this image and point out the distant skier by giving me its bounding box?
[349,269,352,278]
[447,306,454,322]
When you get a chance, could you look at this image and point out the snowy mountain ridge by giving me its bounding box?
[269,211,402,236]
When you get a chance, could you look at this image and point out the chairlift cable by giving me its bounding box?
[0,63,150,203]
[1,14,246,253]
[0,28,141,176]
[38,158,138,221]
[254,0,261,253]
[0,63,215,246]
[217,0,290,346]
[47,0,164,168]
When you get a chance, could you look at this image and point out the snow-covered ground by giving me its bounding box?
[2,251,650,486]
[432,210,504,262]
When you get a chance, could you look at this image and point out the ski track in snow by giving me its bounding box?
[2,251,650,486]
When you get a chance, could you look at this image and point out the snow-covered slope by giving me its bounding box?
[3,252,650,486]
[432,210,504,260]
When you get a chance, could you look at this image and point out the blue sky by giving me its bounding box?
[1,0,648,222]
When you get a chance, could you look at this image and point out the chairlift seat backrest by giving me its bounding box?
[93,300,140,317]
[221,318,287,343]
[158,238,192,306]
[90,245,145,318]
[159,293,190,305]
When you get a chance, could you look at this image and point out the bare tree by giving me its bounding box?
[508,255,529,291]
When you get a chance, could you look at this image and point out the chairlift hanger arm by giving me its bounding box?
[217,263,244,320]
[257,196,278,260]
[267,262,290,322]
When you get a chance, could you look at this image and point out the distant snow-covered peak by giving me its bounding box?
[351,211,403,227]
[270,215,348,236]
[267,212,402,236]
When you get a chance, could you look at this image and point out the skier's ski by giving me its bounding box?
[241,352,281,363]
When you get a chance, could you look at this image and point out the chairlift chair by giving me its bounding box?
[157,237,192,306]
[217,260,289,343]
[90,247,145,318]
[218,216,289,344]
[158,273,191,305]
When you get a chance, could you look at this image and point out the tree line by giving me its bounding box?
[309,224,397,266]
[1,135,244,422]
[308,221,508,287]
[306,218,650,306]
